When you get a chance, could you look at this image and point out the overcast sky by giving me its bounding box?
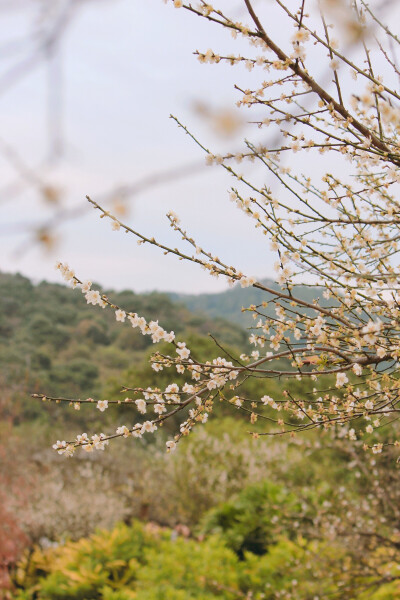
[0,0,398,293]
[0,0,275,293]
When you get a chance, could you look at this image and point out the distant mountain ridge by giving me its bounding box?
[169,278,332,328]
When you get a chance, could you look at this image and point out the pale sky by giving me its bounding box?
[0,0,398,293]
[0,0,274,293]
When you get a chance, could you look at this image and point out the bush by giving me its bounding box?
[13,521,400,600]
[13,522,240,600]
[201,481,301,558]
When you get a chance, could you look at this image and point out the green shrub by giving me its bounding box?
[12,521,400,600]
[13,523,239,600]
[200,481,301,558]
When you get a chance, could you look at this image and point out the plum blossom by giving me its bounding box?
[336,373,348,388]
[96,400,109,412]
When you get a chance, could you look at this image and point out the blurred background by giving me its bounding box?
[0,0,274,293]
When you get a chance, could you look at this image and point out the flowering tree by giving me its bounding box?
[36,0,400,457]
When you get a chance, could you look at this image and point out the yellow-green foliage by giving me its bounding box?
[15,523,240,600]
[12,521,400,600]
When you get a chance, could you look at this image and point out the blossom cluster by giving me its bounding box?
[56,262,175,344]
[41,1,400,457]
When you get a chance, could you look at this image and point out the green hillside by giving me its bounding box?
[0,271,341,432]
[0,271,247,427]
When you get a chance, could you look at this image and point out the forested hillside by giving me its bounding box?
[0,271,248,426]
[1,271,330,429]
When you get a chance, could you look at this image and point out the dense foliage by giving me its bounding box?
[12,516,400,600]
[0,271,248,425]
